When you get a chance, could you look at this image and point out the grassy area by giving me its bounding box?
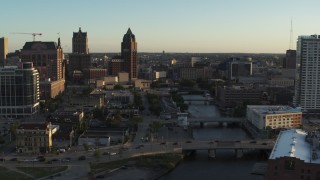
[0,166,33,180]
[17,166,68,179]
[90,153,183,174]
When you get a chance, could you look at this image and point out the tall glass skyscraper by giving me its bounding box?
[0,62,40,119]
[294,35,320,113]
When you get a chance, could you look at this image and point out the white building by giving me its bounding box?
[154,71,166,80]
[294,35,320,112]
[246,105,302,130]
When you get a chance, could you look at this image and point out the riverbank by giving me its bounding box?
[90,153,183,179]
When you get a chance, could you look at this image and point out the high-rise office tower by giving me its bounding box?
[283,50,296,69]
[0,62,40,119]
[69,27,91,81]
[20,39,65,99]
[0,37,8,66]
[293,35,320,113]
[72,27,88,54]
[121,28,137,80]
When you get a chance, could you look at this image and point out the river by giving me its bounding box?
[159,95,266,180]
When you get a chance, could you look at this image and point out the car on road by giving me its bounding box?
[160,142,166,145]
[10,158,17,161]
[262,143,267,145]
[36,156,45,162]
[185,140,192,143]
[96,175,105,179]
[250,141,257,144]
[172,142,178,145]
[78,156,86,160]
[103,152,110,155]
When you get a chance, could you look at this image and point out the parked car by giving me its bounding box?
[78,156,86,160]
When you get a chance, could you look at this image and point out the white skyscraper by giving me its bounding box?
[293,35,320,113]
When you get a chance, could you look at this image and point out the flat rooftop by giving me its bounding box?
[269,129,320,164]
[247,105,301,115]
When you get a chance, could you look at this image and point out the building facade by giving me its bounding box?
[109,59,124,76]
[216,85,262,110]
[0,62,39,119]
[121,28,138,80]
[69,27,91,80]
[266,129,320,180]
[283,49,296,69]
[16,122,55,154]
[20,40,65,99]
[294,35,320,113]
[0,37,8,66]
[246,105,302,130]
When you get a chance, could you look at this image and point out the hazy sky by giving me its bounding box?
[1,0,320,53]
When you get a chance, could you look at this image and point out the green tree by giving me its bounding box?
[0,136,5,144]
[83,143,89,151]
[9,122,19,141]
[92,108,104,120]
[179,79,195,88]
[94,149,101,160]
[114,85,125,90]
[131,115,143,124]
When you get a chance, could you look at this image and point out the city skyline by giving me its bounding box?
[2,0,320,53]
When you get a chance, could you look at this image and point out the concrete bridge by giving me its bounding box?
[188,117,243,127]
[181,139,274,158]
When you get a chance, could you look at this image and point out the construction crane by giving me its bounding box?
[11,32,42,41]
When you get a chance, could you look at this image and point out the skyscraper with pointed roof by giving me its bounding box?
[121,28,138,80]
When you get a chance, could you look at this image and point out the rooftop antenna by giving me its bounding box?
[289,18,293,50]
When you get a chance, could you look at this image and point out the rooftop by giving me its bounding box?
[247,105,301,115]
[269,129,320,164]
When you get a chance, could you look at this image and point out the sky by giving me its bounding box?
[1,0,320,53]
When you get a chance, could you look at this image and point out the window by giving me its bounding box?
[285,160,295,170]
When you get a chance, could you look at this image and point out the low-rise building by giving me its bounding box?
[267,129,320,180]
[134,79,151,91]
[78,127,129,146]
[246,105,302,130]
[216,85,262,110]
[16,122,57,154]
[106,90,133,107]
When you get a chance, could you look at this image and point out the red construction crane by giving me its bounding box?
[11,32,42,41]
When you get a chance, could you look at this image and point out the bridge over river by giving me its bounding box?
[181,139,274,158]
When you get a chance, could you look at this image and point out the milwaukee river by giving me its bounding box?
[160,95,266,180]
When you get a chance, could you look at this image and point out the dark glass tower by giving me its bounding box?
[121,28,138,80]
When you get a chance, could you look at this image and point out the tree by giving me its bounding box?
[114,85,124,90]
[83,143,89,151]
[92,108,104,121]
[131,115,143,124]
[0,136,5,144]
[94,149,101,160]
[179,79,195,88]
[9,122,19,141]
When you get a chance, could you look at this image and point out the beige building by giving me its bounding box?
[20,40,65,99]
[135,79,151,91]
[118,72,129,84]
[16,122,57,154]
[246,105,302,130]
[0,37,8,66]
[104,76,118,84]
